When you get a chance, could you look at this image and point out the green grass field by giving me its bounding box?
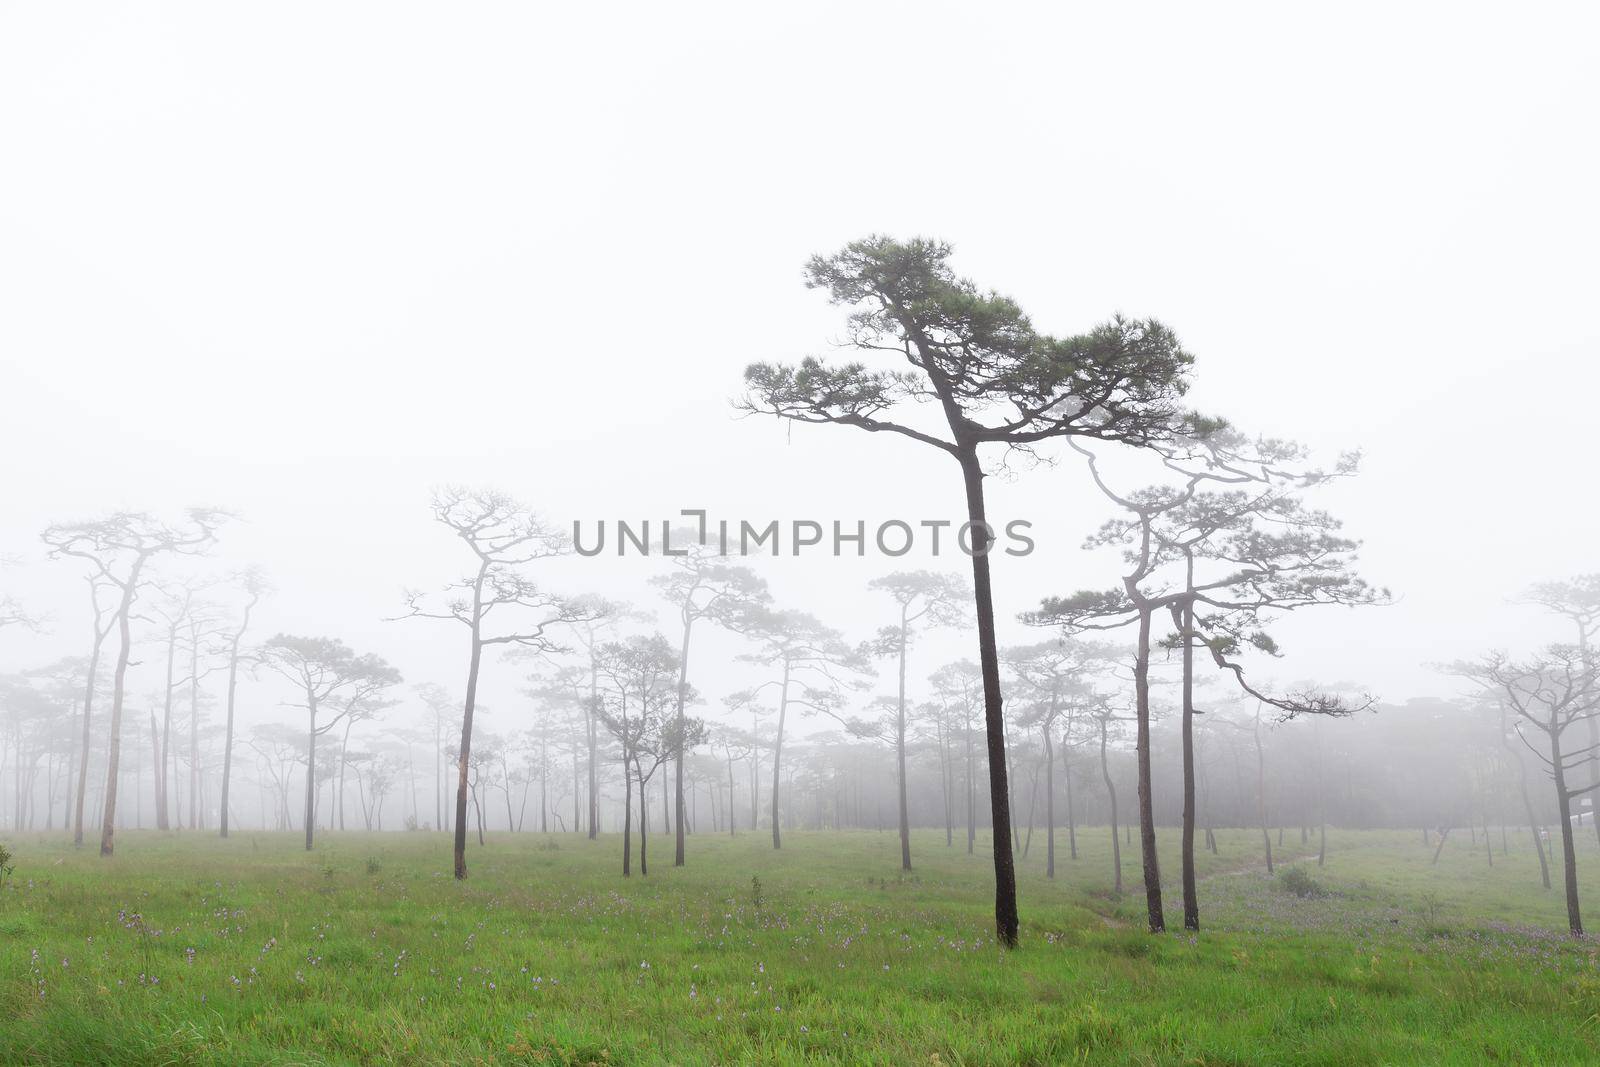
[3,825,1598,1065]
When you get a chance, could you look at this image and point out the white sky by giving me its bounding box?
[2,2,1597,742]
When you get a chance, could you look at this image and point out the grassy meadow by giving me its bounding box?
[2,824,1598,1065]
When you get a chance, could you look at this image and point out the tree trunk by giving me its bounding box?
[1043,722,1055,877]
[673,615,693,866]
[1313,723,1326,869]
[622,749,633,875]
[74,600,108,848]
[1063,731,1077,862]
[1133,605,1164,932]
[1581,629,1600,852]
[1431,827,1451,865]
[965,709,975,854]
[957,449,1018,947]
[939,722,953,847]
[1180,582,1199,931]
[99,560,144,857]
[1500,701,1553,891]
[638,763,649,876]
[453,568,488,879]
[1521,780,1552,890]
[157,627,177,831]
[219,602,251,839]
[188,627,201,830]
[1551,726,1584,936]
[587,659,600,840]
[1254,710,1273,874]
[771,661,790,850]
[1100,718,1121,894]
[338,717,354,832]
[750,724,760,831]
[304,698,318,851]
[895,614,912,872]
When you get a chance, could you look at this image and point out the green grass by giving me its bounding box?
[2,824,1598,1065]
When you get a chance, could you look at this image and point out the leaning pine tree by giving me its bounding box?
[741,236,1194,946]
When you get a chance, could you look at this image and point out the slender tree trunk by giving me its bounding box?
[587,659,600,840]
[638,763,649,876]
[1550,725,1584,935]
[1431,827,1451,865]
[338,717,355,832]
[1520,780,1552,890]
[1100,719,1122,894]
[1133,604,1164,932]
[1313,722,1327,869]
[1022,762,1039,857]
[1180,581,1199,931]
[1581,629,1600,852]
[956,450,1019,946]
[1254,710,1273,873]
[1064,738,1077,861]
[219,613,248,838]
[99,560,145,857]
[673,615,693,866]
[622,749,633,875]
[895,615,912,871]
[939,722,953,847]
[772,661,790,850]
[1043,721,1056,878]
[503,760,516,831]
[156,627,178,831]
[965,711,975,854]
[188,626,201,830]
[304,697,318,851]
[750,722,761,831]
[453,567,488,879]
[74,599,108,848]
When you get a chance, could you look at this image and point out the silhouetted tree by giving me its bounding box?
[1030,436,1379,931]
[742,236,1195,945]
[1455,648,1599,935]
[595,634,683,875]
[218,569,266,838]
[67,575,115,846]
[1521,576,1600,847]
[858,570,968,870]
[258,634,400,851]
[553,594,640,840]
[41,509,228,856]
[929,660,983,854]
[652,534,769,866]
[1006,639,1104,877]
[399,487,587,879]
[738,606,870,850]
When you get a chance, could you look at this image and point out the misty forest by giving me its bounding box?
[4,6,1599,1066]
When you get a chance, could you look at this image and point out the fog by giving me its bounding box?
[3,10,1600,1049]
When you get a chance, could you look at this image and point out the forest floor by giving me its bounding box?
[2,824,1599,1065]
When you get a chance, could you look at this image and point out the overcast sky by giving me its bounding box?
[2,3,1597,741]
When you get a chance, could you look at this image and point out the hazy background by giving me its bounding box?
[2,2,1597,740]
